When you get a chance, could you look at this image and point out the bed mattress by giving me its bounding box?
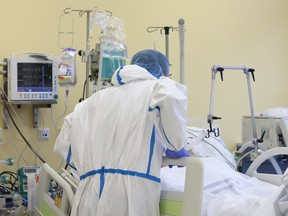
[160,157,280,216]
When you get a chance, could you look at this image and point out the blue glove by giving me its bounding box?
[165,148,190,168]
[165,148,190,159]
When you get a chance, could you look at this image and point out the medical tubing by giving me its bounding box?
[0,109,28,166]
[0,90,25,129]
[80,79,87,102]
[0,110,12,145]
[79,74,91,102]
[178,19,185,84]
[236,149,254,168]
[0,183,22,199]
[185,130,206,151]
[51,91,69,134]
[50,106,58,134]
[1,99,46,164]
[238,141,283,175]
[269,156,283,175]
[86,53,92,98]
[35,206,44,216]
[202,140,236,170]
[58,13,74,49]
[97,47,104,90]
[36,110,54,168]
[0,90,31,166]
[185,128,236,169]
[209,133,228,150]
[202,137,237,170]
[153,32,163,50]
[256,141,283,174]
[0,172,18,192]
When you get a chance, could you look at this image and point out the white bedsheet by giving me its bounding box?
[161,157,285,216]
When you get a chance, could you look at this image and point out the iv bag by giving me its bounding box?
[99,16,127,80]
[101,50,126,80]
[58,48,77,87]
[92,43,125,82]
[97,16,128,60]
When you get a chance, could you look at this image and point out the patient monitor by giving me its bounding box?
[4,53,58,104]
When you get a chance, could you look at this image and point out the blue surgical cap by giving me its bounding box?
[130,49,170,79]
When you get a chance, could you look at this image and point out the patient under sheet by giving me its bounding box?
[161,157,288,216]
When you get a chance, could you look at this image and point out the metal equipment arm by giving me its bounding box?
[207,65,259,152]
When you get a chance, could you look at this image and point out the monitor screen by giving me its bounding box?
[17,62,53,92]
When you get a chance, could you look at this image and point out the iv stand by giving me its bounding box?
[62,8,93,99]
[147,25,178,63]
[85,11,92,99]
[147,18,186,84]
[63,8,112,99]
[178,19,185,85]
[207,65,262,153]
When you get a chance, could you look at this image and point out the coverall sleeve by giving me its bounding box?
[54,112,73,164]
[149,77,188,151]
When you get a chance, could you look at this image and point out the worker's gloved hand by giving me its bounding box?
[165,148,190,168]
[165,148,190,159]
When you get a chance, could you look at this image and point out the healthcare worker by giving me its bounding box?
[54,49,189,216]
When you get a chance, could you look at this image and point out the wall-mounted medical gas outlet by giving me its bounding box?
[39,128,50,140]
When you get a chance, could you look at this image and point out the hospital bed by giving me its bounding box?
[34,148,288,216]
[34,157,203,216]
[160,147,288,216]
[34,163,75,216]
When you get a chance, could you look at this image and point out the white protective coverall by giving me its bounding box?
[54,64,188,216]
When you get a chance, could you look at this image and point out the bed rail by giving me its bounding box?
[35,157,203,216]
[162,156,204,216]
[35,163,74,216]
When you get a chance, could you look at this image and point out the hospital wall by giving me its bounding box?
[0,0,287,171]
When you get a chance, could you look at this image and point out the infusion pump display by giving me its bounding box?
[7,57,58,104]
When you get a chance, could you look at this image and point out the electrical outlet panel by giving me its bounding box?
[39,128,49,140]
